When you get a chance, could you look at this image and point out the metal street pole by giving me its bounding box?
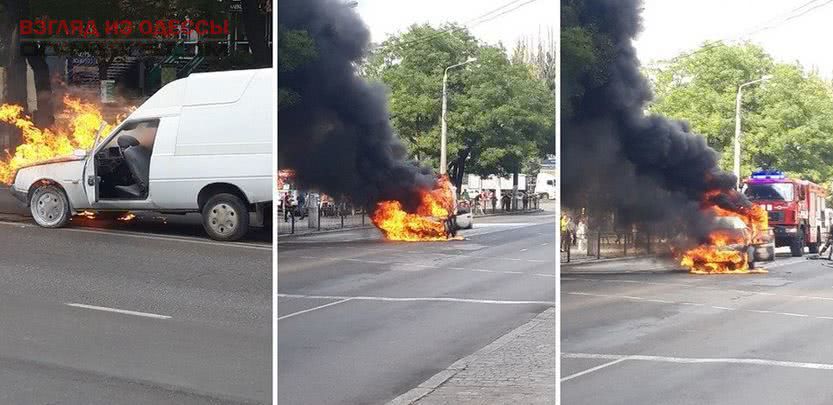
[440,57,478,175]
[734,75,771,189]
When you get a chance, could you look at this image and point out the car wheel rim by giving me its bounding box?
[208,203,238,235]
[33,191,64,226]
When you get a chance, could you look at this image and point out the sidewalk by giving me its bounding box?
[561,255,684,274]
[389,308,555,405]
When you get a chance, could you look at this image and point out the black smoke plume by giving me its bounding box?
[278,0,435,212]
[562,0,752,242]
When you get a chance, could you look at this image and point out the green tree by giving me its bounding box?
[365,24,553,193]
[648,42,833,186]
[648,42,773,169]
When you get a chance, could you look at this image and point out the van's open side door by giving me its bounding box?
[83,123,106,205]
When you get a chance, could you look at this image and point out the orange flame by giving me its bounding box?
[0,96,130,184]
[680,200,769,274]
[371,176,461,241]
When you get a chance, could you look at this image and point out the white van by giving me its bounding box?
[10,68,273,241]
[535,172,556,200]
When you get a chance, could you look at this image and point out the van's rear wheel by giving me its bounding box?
[202,193,249,241]
[30,184,71,228]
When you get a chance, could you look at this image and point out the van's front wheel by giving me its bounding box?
[202,193,249,241]
[30,184,71,228]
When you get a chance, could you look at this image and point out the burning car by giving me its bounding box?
[371,176,464,241]
[681,213,774,273]
[9,69,273,241]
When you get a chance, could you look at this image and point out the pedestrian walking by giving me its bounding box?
[577,218,587,252]
[522,192,529,210]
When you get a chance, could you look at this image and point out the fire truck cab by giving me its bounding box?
[743,170,826,257]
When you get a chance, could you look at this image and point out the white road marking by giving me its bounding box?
[277,293,555,306]
[561,358,630,382]
[0,222,271,251]
[65,303,171,319]
[520,248,528,252]
[534,273,556,278]
[277,298,353,321]
[563,352,833,371]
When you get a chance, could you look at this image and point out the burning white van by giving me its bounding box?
[10,68,273,241]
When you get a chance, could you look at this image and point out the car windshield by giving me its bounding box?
[744,183,793,201]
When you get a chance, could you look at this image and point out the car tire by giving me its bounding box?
[202,193,249,241]
[29,184,71,228]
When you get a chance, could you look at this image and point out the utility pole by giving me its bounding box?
[734,75,771,189]
[440,57,477,175]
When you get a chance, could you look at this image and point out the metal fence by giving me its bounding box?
[278,196,544,236]
[277,204,368,235]
[561,229,670,263]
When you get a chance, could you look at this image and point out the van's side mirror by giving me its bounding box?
[73,149,87,158]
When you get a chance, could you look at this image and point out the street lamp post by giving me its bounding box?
[440,57,478,175]
[734,75,771,188]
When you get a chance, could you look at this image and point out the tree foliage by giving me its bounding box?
[364,24,553,190]
[648,42,833,186]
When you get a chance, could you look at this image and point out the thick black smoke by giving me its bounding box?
[562,0,752,242]
[278,0,435,211]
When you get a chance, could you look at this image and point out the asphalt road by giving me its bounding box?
[277,210,556,405]
[0,186,271,243]
[562,250,833,405]
[0,218,272,404]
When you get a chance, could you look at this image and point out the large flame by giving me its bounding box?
[0,96,129,184]
[680,199,769,274]
[371,176,461,241]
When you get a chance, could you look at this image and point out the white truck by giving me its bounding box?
[10,68,273,241]
[534,172,556,200]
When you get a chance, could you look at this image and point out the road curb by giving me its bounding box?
[387,307,555,405]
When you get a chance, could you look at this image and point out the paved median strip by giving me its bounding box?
[65,303,171,319]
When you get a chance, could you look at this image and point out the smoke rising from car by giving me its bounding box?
[277,0,435,211]
[561,0,752,242]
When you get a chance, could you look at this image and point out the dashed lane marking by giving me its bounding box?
[65,303,171,319]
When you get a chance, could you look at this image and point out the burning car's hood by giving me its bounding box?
[17,155,85,170]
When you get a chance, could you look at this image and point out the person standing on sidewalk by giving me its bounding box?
[561,214,571,252]
[576,218,587,253]
[567,216,577,247]
[490,191,498,212]
[283,193,292,222]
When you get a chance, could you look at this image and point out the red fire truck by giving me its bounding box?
[743,170,827,257]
